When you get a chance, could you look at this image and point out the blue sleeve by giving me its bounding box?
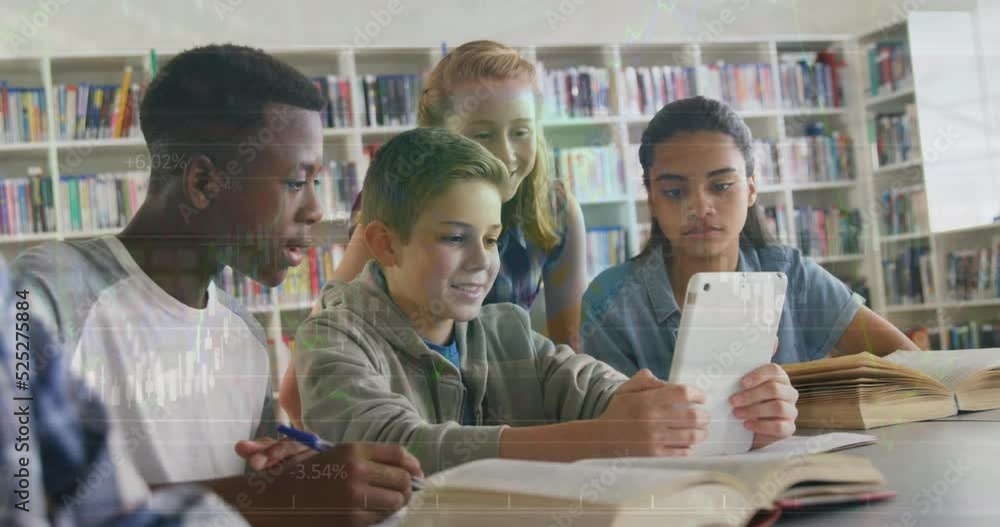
[787,251,861,360]
[579,279,640,377]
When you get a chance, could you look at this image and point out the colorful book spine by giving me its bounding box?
[0,84,48,143]
[879,185,928,236]
[872,104,921,167]
[882,246,933,306]
[359,74,421,127]
[271,245,348,305]
[537,63,612,120]
[0,168,56,236]
[867,41,912,97]
[619,65,696,116]
[698,62,775,111]
[54,74,142,141]
[313,75,355,129]
[795,206,862,258]
[782,123,855,183]
[942,320,999,350]
[945,239,1000,302]
[552,145,625,202]
[322,160,361,220]
[58,171,148,233]
[763,205,790,245]
[754,140,781,186]
[779,50,844,109]
[585,226,628,280]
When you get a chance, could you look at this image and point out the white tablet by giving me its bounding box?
[667,272,787,456]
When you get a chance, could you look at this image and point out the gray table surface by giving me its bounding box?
[779,420,1000,526]
[932,408,1000,422]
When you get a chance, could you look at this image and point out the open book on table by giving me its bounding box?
[399,451,890,527]
[783,348,1000,429]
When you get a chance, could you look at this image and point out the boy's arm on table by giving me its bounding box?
[294,312,508,475]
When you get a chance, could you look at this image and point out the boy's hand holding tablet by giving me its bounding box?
[596,369,711,456]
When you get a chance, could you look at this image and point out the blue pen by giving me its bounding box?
[277,425,424,491]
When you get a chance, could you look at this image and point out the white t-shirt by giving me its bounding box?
[14,236,274,484]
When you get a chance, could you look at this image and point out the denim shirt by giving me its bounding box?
[579,242,861,378]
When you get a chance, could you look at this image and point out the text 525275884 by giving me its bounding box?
[12,288,32,513]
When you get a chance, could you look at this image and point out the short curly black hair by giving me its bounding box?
[139,43,324,191]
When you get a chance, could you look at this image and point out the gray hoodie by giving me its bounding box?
[294,261,628,474]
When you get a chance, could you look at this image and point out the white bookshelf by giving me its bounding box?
[14,33,991,351]
[851,13,1000,349]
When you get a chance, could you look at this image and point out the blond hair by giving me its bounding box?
[417,40,561,251]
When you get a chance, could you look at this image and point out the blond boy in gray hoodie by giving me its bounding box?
[292,127,796,475]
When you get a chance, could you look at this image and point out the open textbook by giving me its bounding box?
[784,348,1000,429]
[398,452,890,527]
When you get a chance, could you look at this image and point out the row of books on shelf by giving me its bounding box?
[312,76,354,129]
[215,244,347,310]
[867,41,911,97]
[699,62,776,112]
[883,246,933,306]
[754,140,781,186]
[879,184,928,236]
[794,206,863,258]
[359,74,422,127]
[945,242,1000,301]
[320,160,361,218]
[618,65,696,116]
[1,85,46,143]
[59,171,148,232]
[276,244,347,305]
[538,64,612,120]
[0,168,54,235]
[762,205,790,245]
[904,321,999,351]
[552,145,625,202]
[871,105,921,168]
[778,50,844,109]
[754,127,857,186]
[218,265,274,311]
[585,226,628,280]
[54,73,142,140]
[786,122,855,183]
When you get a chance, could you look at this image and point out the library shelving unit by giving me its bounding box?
[0,37,875,359]
[9,26,993,360]
[849,12,1000,350]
